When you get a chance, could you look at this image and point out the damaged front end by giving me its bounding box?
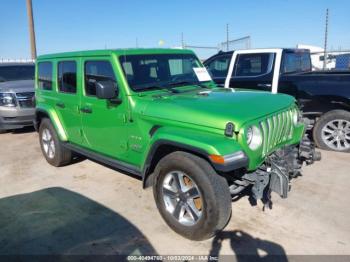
[229,134,321,206]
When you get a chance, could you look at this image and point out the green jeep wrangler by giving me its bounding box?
[34,48,320,240]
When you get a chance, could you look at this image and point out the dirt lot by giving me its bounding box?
[0,128,350,259]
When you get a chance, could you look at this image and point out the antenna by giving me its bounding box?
[323,8,329,70]
[226,24,229,51]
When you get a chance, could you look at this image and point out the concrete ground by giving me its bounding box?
[0,127,349,259]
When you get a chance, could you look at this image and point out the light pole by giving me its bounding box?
[26,0,37,59]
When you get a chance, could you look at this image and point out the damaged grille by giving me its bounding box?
[259,109,295,157]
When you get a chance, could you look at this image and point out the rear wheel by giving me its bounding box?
[39,118,72,166]
[313,110,350,152]
[153,151,232,240]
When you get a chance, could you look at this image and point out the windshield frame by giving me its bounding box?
[118,53,211,93]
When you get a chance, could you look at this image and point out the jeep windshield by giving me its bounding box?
[0,65,35,82]
[119,54,209,92]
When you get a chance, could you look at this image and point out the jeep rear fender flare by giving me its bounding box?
[35,107,68,141]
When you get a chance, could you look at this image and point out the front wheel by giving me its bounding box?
[153,151,232,240]
[313,110,350,152]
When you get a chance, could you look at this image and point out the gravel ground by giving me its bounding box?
[0,128,349,260]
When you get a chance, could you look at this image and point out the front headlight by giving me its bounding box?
[292,108,298,125]
[0,93,16,107]
[246,125,263,150]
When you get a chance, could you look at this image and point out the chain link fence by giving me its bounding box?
[0,58,35,63]
[219,36,251,52]
[310,50,350,71]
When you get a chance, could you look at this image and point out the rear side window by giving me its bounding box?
[206,55,230,78]
[283,52,311,73]
[58,61,77,93]
[38,62,52,90]
[85,61,116,96]
[234,53,274,77]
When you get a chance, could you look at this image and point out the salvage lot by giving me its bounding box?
[0,128,350,257]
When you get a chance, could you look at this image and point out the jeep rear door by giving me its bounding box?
[55,60,82,144]
[80,58,129,161]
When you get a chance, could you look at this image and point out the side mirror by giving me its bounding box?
[95,80,119,100]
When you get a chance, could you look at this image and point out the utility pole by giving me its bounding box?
[181,32,184,49]
[323,8,329,70]
[226,23,229,51]
[26,0,37,59]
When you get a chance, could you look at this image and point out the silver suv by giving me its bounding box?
[0,63,35,133]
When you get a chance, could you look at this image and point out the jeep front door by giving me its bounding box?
[80,59,129,161]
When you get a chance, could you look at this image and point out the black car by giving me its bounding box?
[204,48,350,152]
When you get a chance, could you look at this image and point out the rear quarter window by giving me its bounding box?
[37,62,53,90]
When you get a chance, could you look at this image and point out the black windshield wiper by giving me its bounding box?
[135,85,180,93]
[168,81,209,89]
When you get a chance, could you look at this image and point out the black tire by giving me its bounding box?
[313,110,350,152]
[153,151,232,240]
[39,118,72,166]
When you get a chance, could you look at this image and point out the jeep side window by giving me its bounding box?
[233,53,274,77]
[85,61,116,96]
[206,55,230,78]
[38,62,52,90]
[58,61,77,94]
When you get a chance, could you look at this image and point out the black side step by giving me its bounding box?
[63,142,142,177]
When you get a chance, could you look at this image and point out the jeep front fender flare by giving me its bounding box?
[141,126,245,187]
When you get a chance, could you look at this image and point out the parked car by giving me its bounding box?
[204,48,350,152]
[35,49,319,240]
[0,63,35,133]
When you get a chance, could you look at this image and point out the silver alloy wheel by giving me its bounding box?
[162,171,203,226]
[321,119,350,151]
[41,128,55,159]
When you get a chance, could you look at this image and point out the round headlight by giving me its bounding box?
[246,125,263,150]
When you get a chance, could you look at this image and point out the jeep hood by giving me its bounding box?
[142,89,295,131]
[0,80,34,93]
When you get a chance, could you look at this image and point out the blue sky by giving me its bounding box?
[1,0,349,59]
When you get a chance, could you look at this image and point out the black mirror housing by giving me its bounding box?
[96,80,119,100]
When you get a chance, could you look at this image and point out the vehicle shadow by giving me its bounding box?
[0,187,157,257]
[8,126,36,134]
[208,230,288,262]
